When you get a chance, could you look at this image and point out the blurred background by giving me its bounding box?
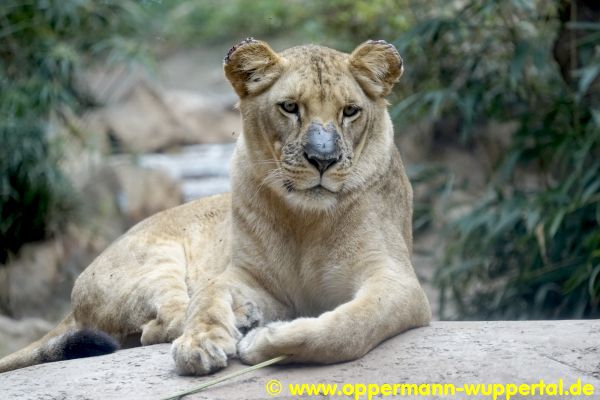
[0,0,598,357]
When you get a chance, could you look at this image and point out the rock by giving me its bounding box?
[0,161,184,326]
[134,143,235,201]
[164,89,241,144]
[110,162,184,223]
[0,316,53,357]
[78,44,243,154]
[0,240,67,321]
[181,177,231,202]
[0,229,122,325]
[157,44,238,104]
[135,143,234,181]
[79,62,149,105]
[0,321,598,399]
[91,83,240,153]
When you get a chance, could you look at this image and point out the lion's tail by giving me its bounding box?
[0,312,118,374]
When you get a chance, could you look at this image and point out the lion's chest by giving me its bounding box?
[234,201,376,317]
[274,241,360,317]
[300,262,356,316]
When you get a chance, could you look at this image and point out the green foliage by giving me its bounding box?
[157,0,412,50]
[157,0,307,45]
[293,0,411,51]
[0,124,76,263]
[248,0,599,319]
[0,0,148,262]
[398,1,600,319]
[392,1,561,135]
[439,109,600,319]
[407,163,454,235]
[2,0,598,320]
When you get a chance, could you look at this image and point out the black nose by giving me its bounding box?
[304,152,339,173]
[303,122,341,174]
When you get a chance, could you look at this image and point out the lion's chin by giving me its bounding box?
[281,184,340,212]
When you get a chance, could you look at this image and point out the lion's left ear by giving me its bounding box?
[224,38,283,98]
[349,40,404,98]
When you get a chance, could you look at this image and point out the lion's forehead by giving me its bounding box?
[278,45,359,103]
[280,44,347,62]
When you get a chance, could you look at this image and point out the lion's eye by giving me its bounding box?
[343,105,360,118]
[280,100,299,114]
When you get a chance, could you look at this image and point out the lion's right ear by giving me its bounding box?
[224,38,283,98]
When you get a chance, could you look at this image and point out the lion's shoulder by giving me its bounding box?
[127,192,232,235]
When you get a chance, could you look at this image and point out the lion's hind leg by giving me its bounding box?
[73,239,191,348]
[138,258,190,346]
[140,295,188,346]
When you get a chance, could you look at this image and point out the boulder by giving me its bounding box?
[0,316,53,357]
[0,321,598,399]
[111,162,184,224]
[0,162,183,329]
[0,240,68,321]
[91,84,240,153]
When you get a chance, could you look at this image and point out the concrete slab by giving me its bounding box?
[1,321,598,399]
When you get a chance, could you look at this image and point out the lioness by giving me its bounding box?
[0,39,430,375]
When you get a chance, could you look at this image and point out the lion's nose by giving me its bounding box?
[304,152,340,174]
[304,122,341,174]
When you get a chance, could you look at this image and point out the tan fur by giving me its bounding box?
[0,39,430,375]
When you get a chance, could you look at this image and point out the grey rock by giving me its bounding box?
[91,84,240,153]
[0,316,53,358]
[0,321,598,399]
[0,241,68,321]
[110,162,184,224]
[133,143,235,202]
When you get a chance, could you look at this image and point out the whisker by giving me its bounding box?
[252,167,285,199]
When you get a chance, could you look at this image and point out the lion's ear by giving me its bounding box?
[349,40,404,98]
[224,38,283,98]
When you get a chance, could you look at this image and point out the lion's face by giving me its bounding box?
[254,46,369,207]
[224,39,403,210]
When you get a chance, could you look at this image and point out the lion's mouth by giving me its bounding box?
[282,176,341,196]
[305,184,337,195]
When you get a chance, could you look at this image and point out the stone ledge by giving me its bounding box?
[1,321,598,399]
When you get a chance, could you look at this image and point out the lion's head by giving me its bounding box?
[224,39,403,211]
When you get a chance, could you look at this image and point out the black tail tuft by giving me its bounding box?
[59,329,119,360]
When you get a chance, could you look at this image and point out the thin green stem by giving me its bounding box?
[160,355,289,400]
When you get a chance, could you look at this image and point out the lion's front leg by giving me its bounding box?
[238,263,431,366]
[171,279,238,375]
[171,268,287,375]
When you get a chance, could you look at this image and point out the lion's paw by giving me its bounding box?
[237,326,270,365]
[141,315,184,346]
[234,301,263,335]
[238,321,288,365]
[171,330,236,375]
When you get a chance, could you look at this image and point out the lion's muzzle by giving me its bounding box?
[303,122,342,174]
